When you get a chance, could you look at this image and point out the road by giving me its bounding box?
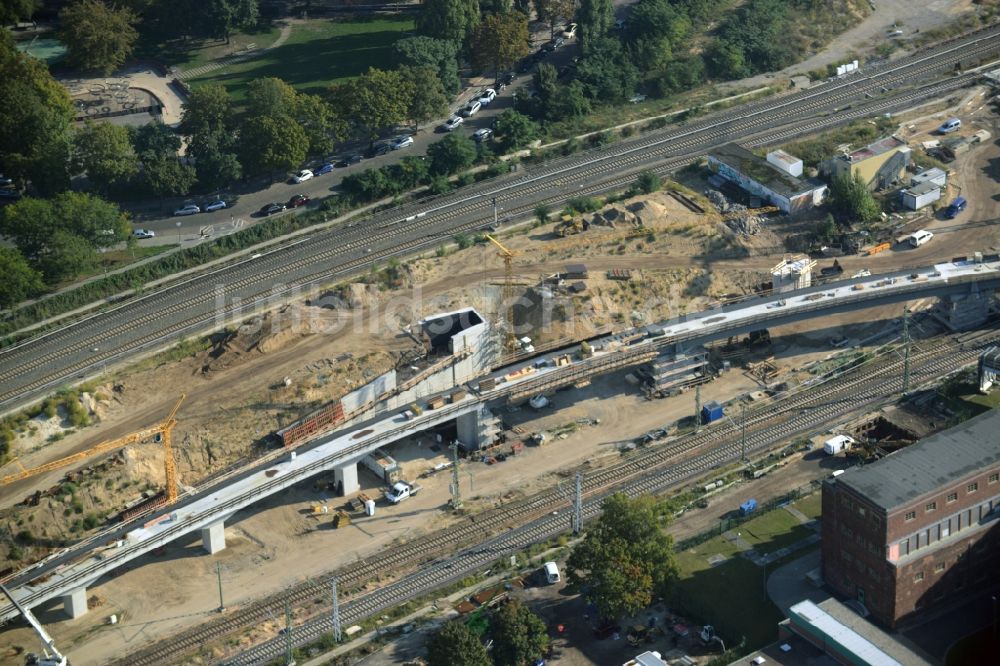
[0,24,998,414]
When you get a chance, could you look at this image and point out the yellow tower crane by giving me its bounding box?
[484,233,519,354]
[2,394,186,503]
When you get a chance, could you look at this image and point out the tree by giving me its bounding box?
[0,31,74,194]
[531,62,559,120]
[179,84,236,138]
[576,0,613,51]
[634,170,661,194]
[553,80,590,119]
[0,247,44,309]
[190,132,242,191]
[245,77,298,118]
[490,599,549,666]
[386,156,430,191]
[59,0,140,75]
[330,68,412,148]
[829,171,881,223]
[0,0,38,24]
[574,37,638,102]
[494,109,537,150]
[427,133,477,175]
[416,0,480,44]
[73,121,139,193]
[534,0,575,38]
[238,115,308,178]
[566,493,679,620]
[402,65,449,131]
[426,620,491,666]
[469,12,529,81]
[295,92,347,158]
[140,151,196,198]
[204,0,258,43]
[180,84,242,189]
[394,36,461,94]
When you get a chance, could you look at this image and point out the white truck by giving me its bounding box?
[823,435,855,455]
[385,481,422,504]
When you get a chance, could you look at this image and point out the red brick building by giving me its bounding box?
[821,408,1000,628]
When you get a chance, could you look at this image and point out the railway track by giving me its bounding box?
[114,327,997,665]
[2,24,998,410]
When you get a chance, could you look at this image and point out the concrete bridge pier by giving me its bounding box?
[63,586,88,618]
[456,404,500,450]
[939,284,995,330]
[333,462,359,496]
[201,520,227,555]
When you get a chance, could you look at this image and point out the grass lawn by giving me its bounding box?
[738,507,815,556]
[186,17,415,101]
[136,24,283,71]
[792,493,822,520]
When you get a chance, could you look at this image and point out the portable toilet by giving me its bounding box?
[364,498,376,516]
[740,499,758,516]
[701,400,724,424]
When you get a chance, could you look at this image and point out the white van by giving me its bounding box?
[461,101,482,117]
[938,118,961,134]
[543,561,560,584]
[824,435,855,455]
[908,230,934,248]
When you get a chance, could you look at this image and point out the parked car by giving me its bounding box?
[288,194,310,208]
[292,169,314,183]
[368,143,393,157]
[542,41,557,53]
[0,187,20,199]
[473,128,494,143]
[336,154,363,167]
[441,115,464,132]
[937,118,961,134]
[203,199,227,212]
[389,135,414,150]
[461,101,482,117]
[499,72,515,87]
[173,204,201,216]
[562,23,578,38]
[314,162,335,176]
[478,88,496,106]
[132,228,155,239]
[259,202,286,216]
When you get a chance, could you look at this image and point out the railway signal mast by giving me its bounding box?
[1,584,68,666]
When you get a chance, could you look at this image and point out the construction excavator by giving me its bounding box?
[1,395,186,504]
[1,583,68,665]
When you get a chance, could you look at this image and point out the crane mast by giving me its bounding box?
[1,583,67,666]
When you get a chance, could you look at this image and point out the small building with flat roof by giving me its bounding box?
[821,135,911,190]
[707,143,827,213]
[899,180,941,211]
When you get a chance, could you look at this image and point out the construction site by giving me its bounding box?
[2,71,1000,666]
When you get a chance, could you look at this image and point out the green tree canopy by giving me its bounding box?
[426,620,491,666]
[238,114,308,177]
[490,598,550,666]
[427,133,477,175]
[576,0,613,51]
[180,84,241,189]
[0,31,73,194]
[393,36,461,94]
[469,12,530,80]
[190,132,242,190]
[566,493,679,620]
[0,246,44,309]
[204,0,258,42]
[131,123,195,198]
[180,84,236,138]
[330,68,413,147]
[73,121,139,193]
[534,0,575,38]
[494,109,537,150]
[416,0,480,44]
[402,65,449,131]
[59,0,140,75]
[0,0,38,24]
[574,37,639,102]
[829,171,881,223]
[245,77,299,118]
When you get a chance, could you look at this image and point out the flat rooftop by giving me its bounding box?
[708,143,817,198]
[840,135,906,163]
[829,407,1000,511]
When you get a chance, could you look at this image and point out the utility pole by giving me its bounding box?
[902,307,911,394]
[450,442,463,510]
[572,472,583,535]
[741,402,748,463]
[492,197,498,227]
[215,562,225,613]
[694,384,702,433]
[331,578,341,644]
[284,599,296,666]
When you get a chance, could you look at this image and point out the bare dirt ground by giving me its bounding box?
[3,95,1000,662]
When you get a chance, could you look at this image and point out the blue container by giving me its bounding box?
[740,499,758,516]
[701,400,724,424]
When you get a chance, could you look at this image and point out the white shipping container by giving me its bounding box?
[823,435,855,455]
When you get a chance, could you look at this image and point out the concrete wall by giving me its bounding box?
[343,370,396,414]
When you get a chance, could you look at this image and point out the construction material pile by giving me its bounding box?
[705,189,728,210]
[724,204,765,236]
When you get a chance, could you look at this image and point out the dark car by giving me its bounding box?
[367,143,392,157]
[499,72,515,86]
[288,194,310,208]
[314,162,335,176]
[335,154,363,168]
[259,202,286,217]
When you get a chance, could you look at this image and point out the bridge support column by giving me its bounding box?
[201,521,226,554]
[63,586,88,618]
[939,288,993,330]
[333,462,359,496]
[456,405,500,450]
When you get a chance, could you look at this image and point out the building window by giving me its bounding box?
[968,482,979,494]
[926,502,937,513]
[935,563,946,573]
[914,572,924,582]
[990,473,999,484]
[858,506,867,517]
[905,511,916,521]
[947,492,958,503]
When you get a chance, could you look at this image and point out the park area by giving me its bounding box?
[184,17,415,101]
